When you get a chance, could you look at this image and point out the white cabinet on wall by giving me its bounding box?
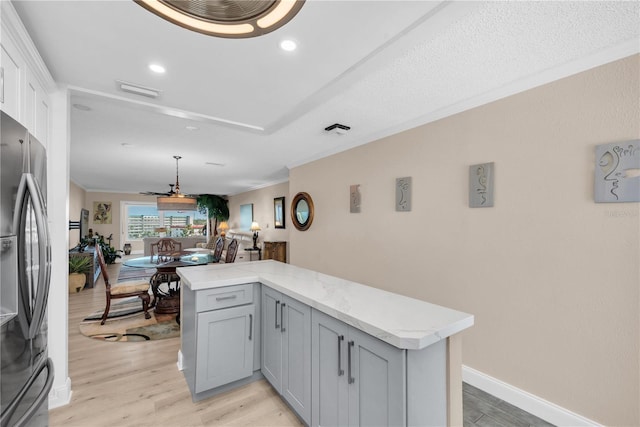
[0,3,52,145]
[262,286,312,425]
[0,30,24,121]
[311,309,406,427]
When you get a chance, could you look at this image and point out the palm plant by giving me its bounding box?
[197,194,229,239]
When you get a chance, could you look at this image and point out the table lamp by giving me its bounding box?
[250,221,261,249]
[218,221,229,239]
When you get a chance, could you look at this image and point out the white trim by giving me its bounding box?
[48,376,72,409]
[288,41,640,170]
[462,366,603,427]
[1,1,56,92]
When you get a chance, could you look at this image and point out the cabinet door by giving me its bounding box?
[282,295,311,424]
[347,327,406,427]
[195,304,255,393]
[261,286,282,391]
[312,310,349,427]
[0,37,23,120]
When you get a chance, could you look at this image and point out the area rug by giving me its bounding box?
[116,265,156,283]
[79,298,179,342]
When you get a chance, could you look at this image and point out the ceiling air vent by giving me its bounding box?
[324,123,351,135]
[116,80,161,98]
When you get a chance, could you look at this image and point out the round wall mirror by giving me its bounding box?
[291,192,314,231]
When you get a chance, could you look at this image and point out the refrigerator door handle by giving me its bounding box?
[0,357,54,427]
[12,173,51,339]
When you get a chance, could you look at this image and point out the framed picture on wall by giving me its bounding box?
[274,197,285,229]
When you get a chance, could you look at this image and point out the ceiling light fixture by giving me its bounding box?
[135,0,306,39]
[324,123,351,135]
[280,39,297,51]
[157,155,198,211]
[149,63,166,74]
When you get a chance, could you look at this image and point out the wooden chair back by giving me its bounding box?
[95,244,151,325]
[225,239,239,263]
[152,238,182,263]
[213,237,224,260]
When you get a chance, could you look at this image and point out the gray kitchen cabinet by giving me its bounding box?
[262,286,311,424]
[182,283,257,400]
[196,304,254,392]
[311,309,406,427]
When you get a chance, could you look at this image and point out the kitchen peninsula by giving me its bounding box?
[178,260,474,426]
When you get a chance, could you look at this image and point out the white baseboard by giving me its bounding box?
[48,376,72,409]
[177,349,183,371]
[462,366,602,427]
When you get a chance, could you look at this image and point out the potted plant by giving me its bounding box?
[94,232,122,264]
[68,256,91,293]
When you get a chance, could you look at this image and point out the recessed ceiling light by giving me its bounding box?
[72,103,91,111]
[280,39,297,52]
[149,63,166,74]
[185,125,199,131]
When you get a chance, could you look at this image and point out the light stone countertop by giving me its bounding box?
[178,260,474,350]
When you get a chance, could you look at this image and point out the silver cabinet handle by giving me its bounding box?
[281,303,286,333]
[338,335,345,376]
[249,314,253,341]
[348,340,355,384]
[275,300,280,329]
[216,295,237,301]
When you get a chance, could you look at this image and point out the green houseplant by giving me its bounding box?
[94,232,122,264]
[68,256,91,293]
[197,194,229,240]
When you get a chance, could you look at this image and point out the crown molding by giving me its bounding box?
[1,1,56,92]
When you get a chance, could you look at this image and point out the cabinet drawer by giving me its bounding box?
[196,284,253,312]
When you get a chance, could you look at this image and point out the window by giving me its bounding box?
[123,202,207,241]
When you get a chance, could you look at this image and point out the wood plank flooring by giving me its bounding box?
[53,259,554,427]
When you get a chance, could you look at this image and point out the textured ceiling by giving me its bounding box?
[11,0,640,196]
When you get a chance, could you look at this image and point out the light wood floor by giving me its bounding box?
[51,262,304,427]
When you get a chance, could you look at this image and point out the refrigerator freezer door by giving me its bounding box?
[0,112,28,237]
[0,236,18,325]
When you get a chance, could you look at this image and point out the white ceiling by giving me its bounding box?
[12,0,640,196]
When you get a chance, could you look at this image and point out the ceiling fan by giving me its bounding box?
[141,156,198,210]
[140,184,176,196]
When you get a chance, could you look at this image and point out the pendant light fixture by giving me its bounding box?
[157,156,198,211]
[135,0,305,39]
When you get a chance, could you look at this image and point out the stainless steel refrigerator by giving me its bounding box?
[1,111,54,427]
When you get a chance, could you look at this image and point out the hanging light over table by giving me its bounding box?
[157,156,198,211]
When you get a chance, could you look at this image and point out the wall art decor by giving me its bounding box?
[595,140,640,203]
[396,177,411,211]
[469,162,495,208]
[240,203,253,231]
[93,201,112,224]
[274,197,285,229]
[350,184,361,213]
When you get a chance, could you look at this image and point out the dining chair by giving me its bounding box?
[224,239,239,263]
[151,238,182,263]
[95,244,151,325]
[213,236,225,261]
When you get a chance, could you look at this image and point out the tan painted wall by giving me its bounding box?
[68,180,85,249]
[84,192,158,253]
[289,55,640,425]
[227,181,290,260]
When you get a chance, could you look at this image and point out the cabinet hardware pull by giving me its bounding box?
[275,300,280,329]
[249,314,253,340]
[281,303,286,333]
[338,335,345,376]
[348,340,355,384]
[215,295,237,301]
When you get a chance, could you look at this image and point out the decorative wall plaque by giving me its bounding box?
[595,140,640,203]
[350,184,361,213]
[396,177,411,211]
[469,162,494,208]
